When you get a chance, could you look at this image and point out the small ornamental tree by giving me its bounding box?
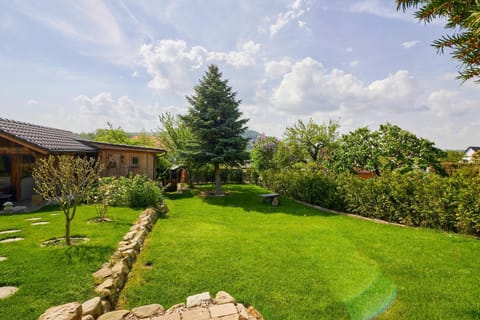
[182,64,249,195]
[32,155,103,245]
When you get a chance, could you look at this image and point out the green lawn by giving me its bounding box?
[120,184,480,320]
[0,205,141,320]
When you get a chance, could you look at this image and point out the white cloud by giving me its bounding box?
[266,57,420,117]
[346,47,353,53]
[139,39,261,93]
[298,20,307,28]
[349,60,359,67]
[350,0,409,20]
[427,90,475,117]
[402,40,420,49]
[264,58,294,79]
[27,99,39,105]
[267,0,308,37]
[70,92,160,132]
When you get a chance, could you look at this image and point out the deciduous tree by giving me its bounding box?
[32,155,103,245]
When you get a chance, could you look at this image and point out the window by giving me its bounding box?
[131,156,139,167]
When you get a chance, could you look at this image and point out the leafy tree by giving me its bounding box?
[93,122,132,144]
[182,64,249,195]
[333,123,444,175]
[251,134,279,172]
[440,150,464,163]
[284,119,339,169]
[32,155,103,245]
[334,127,382,175]
[397,0,480,82]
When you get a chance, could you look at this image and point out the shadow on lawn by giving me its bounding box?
[172,184,339,218]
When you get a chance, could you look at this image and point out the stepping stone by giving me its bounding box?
[0,237,24,243]
[32,221,50,226]
[25,217,41,221]
[0,257,7,262]
[0,229,21,235]
[50,213,60,216]
[0,286,18,299]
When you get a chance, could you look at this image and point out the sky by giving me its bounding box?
[1,0,479,150]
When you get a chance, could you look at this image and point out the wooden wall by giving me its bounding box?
[97,149,157,179]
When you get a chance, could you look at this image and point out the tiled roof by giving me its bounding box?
[0,118,97,153]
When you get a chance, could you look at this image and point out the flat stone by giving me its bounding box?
[0,237,24,243]
[38,302,82,320]
[82,315,95,320]
[32,221,50,225]
[209,303,238,318]
[166,303,185,313]
[82,297,102,318]
[182,308,210,320]
[93,265,113,279]
[50,213,60,216]
[0,286,18,299]
[25,217,42,221]
[215,291,236,305]
[0,257,7,262]
[186,292,211,308]
[217,315,238,320]
[151,313,181,320]
[131,304,165,318]
[95,278,114,293]
[97,310,130,320]
[0,229,21,235]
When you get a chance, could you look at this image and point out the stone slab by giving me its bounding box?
[182,308,210,320]
[0,229,21,235]
[25,217,42,221]
[151,313,181,320]
[186,292,211,308]
[209,303,238,318]
[82,297,102,318]
[0,237,24,243]
[32,221,50,225]
[0,286,18,299]
[38,302,82,320]
[0,257,7,262]
[215,291,236,305]
[97,310,130,320]
[131,303,165,318]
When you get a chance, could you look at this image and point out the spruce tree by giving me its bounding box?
[182,64,249,195]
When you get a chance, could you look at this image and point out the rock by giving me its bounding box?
[97,310,130,320]
[166,303,185,314]
[215,291,236,304]
[131,304,165,318]
[82,297,102,318]
[0,286,18,299]
[247,306,264,319]
[82,315,94,320]
[101,299,112,313]
[186,292,211,308]
[93,265,113,279]
[237,303,250,320]
[209,303,238,318]
[39,302,82,320]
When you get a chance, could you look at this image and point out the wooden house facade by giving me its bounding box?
[0,118,165,203]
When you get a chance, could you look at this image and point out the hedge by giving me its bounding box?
[262,169,480,236]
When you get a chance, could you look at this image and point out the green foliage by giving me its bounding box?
[251,134,279,172]
[284,119,339,169]
[98,175,163,209]
[333,123,445,175]
[182,64,249,194]
[397,0,480,82]
[93,122,132,144]
[32,155,103,245]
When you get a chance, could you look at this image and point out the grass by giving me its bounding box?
[0,205,141,320]
[119,184,480,319]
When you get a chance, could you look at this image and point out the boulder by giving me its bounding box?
[97,310,130,320]
[215,291,236,304]
[39,302,82,320]
[82,297,102,318]
[186,292,211,308]
[131,304,165,318]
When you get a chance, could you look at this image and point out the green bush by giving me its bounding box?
[264,169,480,236]
[96,175,163,209]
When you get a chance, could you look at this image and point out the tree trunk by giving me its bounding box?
[214,163,222,195]
[65,218,71,246]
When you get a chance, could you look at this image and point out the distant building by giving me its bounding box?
[462,146,480,163]
[0,118,166,203]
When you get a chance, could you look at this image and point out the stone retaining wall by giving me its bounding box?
[39,205,165,320]
[39,205,265,320]
[40,291,264,320]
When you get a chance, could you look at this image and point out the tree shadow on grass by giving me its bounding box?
[188,184,340,218]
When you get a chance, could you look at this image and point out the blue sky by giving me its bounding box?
[1,0,479,149]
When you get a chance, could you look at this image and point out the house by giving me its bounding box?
[0,118,166,203]
[462,146,480,163]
